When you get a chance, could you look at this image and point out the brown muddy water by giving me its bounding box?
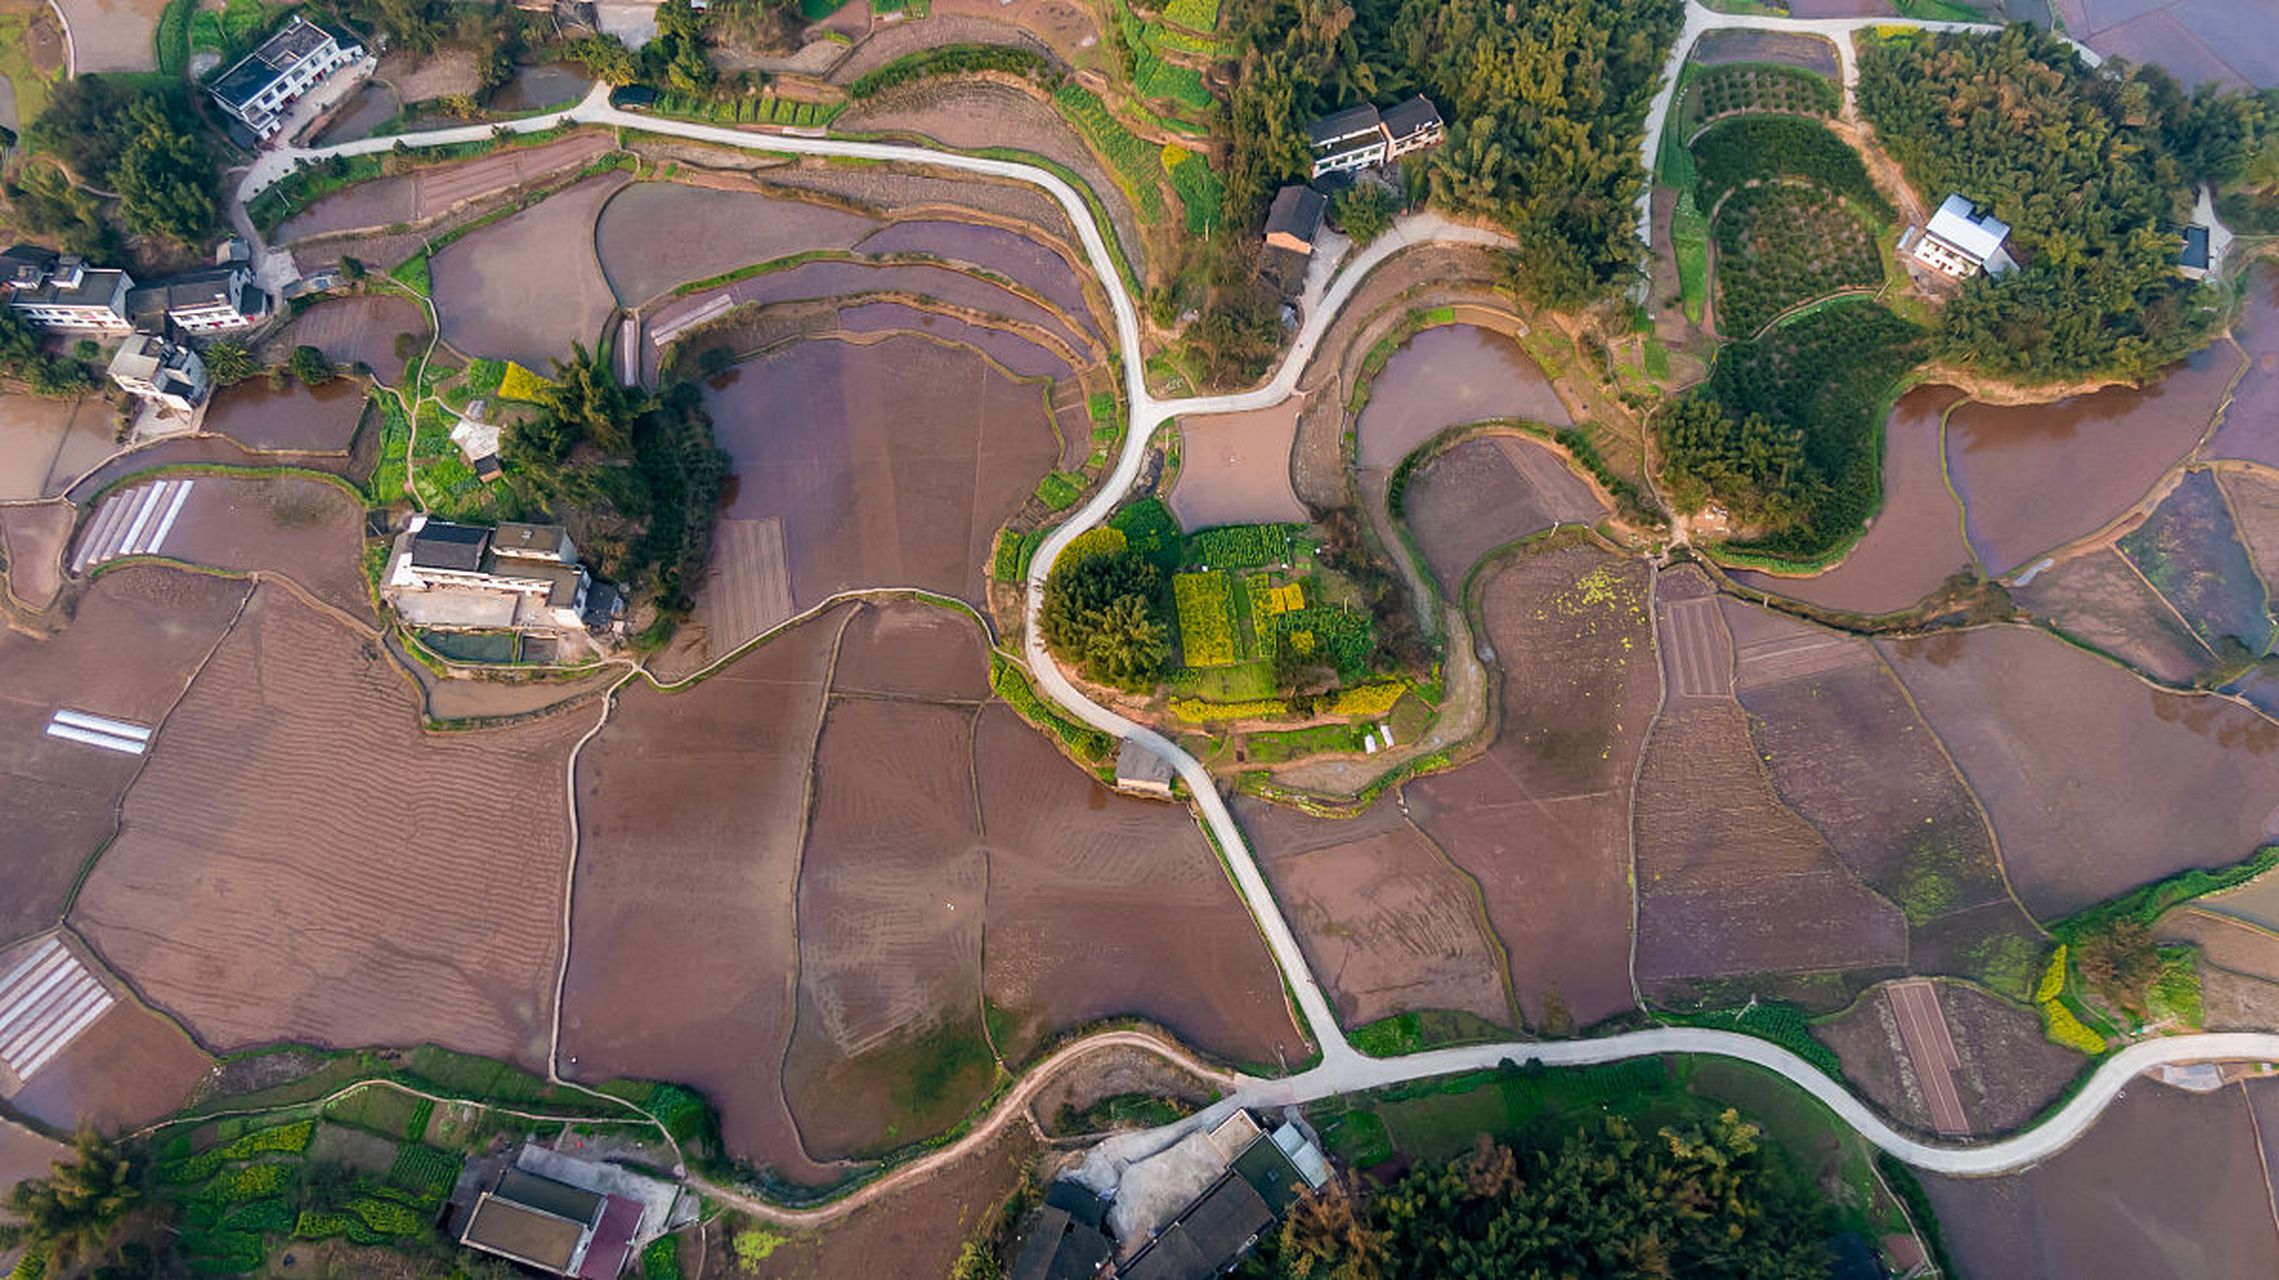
[855,219,1093,321]
[491,63,589,112]
[1734,386,1971,615]
[203,379,369,453]
[2206,262,2279,466]
[1354,325,1569,470]
[313,83,398,145]
[1946,343,2239,574]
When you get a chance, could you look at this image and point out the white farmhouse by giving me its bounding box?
[209,16,365,141]
[1911,193,2016,279]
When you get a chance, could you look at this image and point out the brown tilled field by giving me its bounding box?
[1926,1081,2279,1279]
[0,567,249,944]
[746,1123,1039,1280]
[703,336,1060,611]
[1238,796,1510,1030]
[782,693,992,1161]
[1730,602,2041,995]
[7,978,213,1131]
[1881,625,2279,917]
[560,606,853,1183]
[1732,387,1971,616]
[857,220,1095,325]
[1407,545,1654,1031]
[432,172,628,368]
[2221,468,2279,590]
[979,704,1304,1068]
[1401,434,1606,596]
[70,585,589,1069]
[271,295,430,385]
[154,475,373,620]
[1814,979,2080,1137]
[0,395,109,501]
[1635,572,1907,1000]
[595,182,877,306]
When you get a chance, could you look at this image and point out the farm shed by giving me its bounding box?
[459,1166,644,1278]
[1115,737,1177,799]
[1264,186,1326,255]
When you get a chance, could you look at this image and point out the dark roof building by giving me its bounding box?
[1121,1175,1275,1280]
[1380,94,1444,157]
[1263,185,1327,256]
[1306,104,1387,178]
[0,246,134,332]
[408,521,492,574]
[1010,1203,1114,1280]
[2178,223,2212,280]
[459,1167,643,1279]
[126,266,266,335]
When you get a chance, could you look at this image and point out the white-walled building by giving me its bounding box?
[106,335,208,411]
[209,16,365,140]
[1911,193,2016,278]
[383,517,592,633]
[0,247,134,333]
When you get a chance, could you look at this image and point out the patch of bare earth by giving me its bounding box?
[1406,545,1654,1031]
[70,585,585,1070]
[1,501,71,610]
[748,1123,1039,1280]
[431,172,628,368]
[0,567,249,944]
[155,474,373,621]
[1237,796,1510,1030]
[560,605,853,1184]
[1634,569,1906,1008]
[1401,432,1607,596]
[1814,979,2080,1137]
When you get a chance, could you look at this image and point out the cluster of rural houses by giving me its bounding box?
[1260,96,1446,263]
[0,241,269,415]
[1011,1108,1333,1279]
[381,515,618,638]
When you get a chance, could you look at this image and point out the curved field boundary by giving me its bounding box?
[245,81,2279,1208]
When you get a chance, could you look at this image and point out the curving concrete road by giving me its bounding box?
[254,80,2279,1182]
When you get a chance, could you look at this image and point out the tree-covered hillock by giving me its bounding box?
[1222,0,1683,306]
[1858,25,2261,385]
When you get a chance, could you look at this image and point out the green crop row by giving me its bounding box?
[1187,522,1300,569]
[385,1143,462,1203]
[847,43,1050,99]
[1051,85,1166,221]
[655,92,844,129]
[992,655,1114,762]
[1660,1002,1843,1078]
[161,1122,315,1186]
[1275,604,1372,680]
[1163,0,1220,35]
[1166,153,1223,235]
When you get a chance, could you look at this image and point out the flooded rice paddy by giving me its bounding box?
[855,218,1094,321]
[2206,263,2279,464]
[834,301,1072,379]
[432,172,627,366]
[0,394,113,499]
[1167,401,1309,531]
[594,182,878,305]
[1400,432,1607,595]
[272,293,428,384]
[1353,325,1570,470]
[1945,344,2238,574]
[202,379,370,454]
[312,83,399,145]
[490,63,589,112]
[1733,387,1971,615]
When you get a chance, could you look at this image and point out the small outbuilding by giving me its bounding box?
[2177,223,2212,281]
[1114,737,1177,799]
[1263,185,1327,255]
[1910,193,2014,278]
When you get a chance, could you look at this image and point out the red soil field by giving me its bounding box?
[1689,29,1842,76]
[857,219,1095,325]
[432,172,629,368]
[1168,401,1309,531]
[2157,909,2279,986]
[653,257,1094,364]
[649,515,796,683]
[70,586,588,1069]
[1945,344,2239,574]
[0,1118,63,1198]
[155,474,373,621]
[1354,326,1571,471]
[1814,979,2085,1138]
[1,501,71,609]
[834,302,1075,381]
[702,336,1060,611]
[594,182,877,306]
[202,379,369,454]
[1732,387,1971,615]
[1925,1081,2279,1279]
[63,435,371,506]
[1882,625,2279,917]
[782,696,991,1161]
[1402,433,1606,596]
[2206,264,2279,464]
[560,605,853,1183]
[1237,796,1510,1030]
[1407,545,1654,1031]
[978,704,1303,1067]
[0,567,249,944]
[272,295,429,385]
[281,133,616,243]
[7,974,212,1132]
[1728,601,2040,995]
[2016,548,2219,685]
[1635,571,1906,1002]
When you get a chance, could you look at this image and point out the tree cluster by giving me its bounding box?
[504,344,729,611]
[1221,0,1682,307]
[0,1128,144,1272]
[1859,26,2265,384]
[1041,528,1171,689]
[0,308,94,398]
[28,77,219,248]
[1237,1115,1833,1279]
